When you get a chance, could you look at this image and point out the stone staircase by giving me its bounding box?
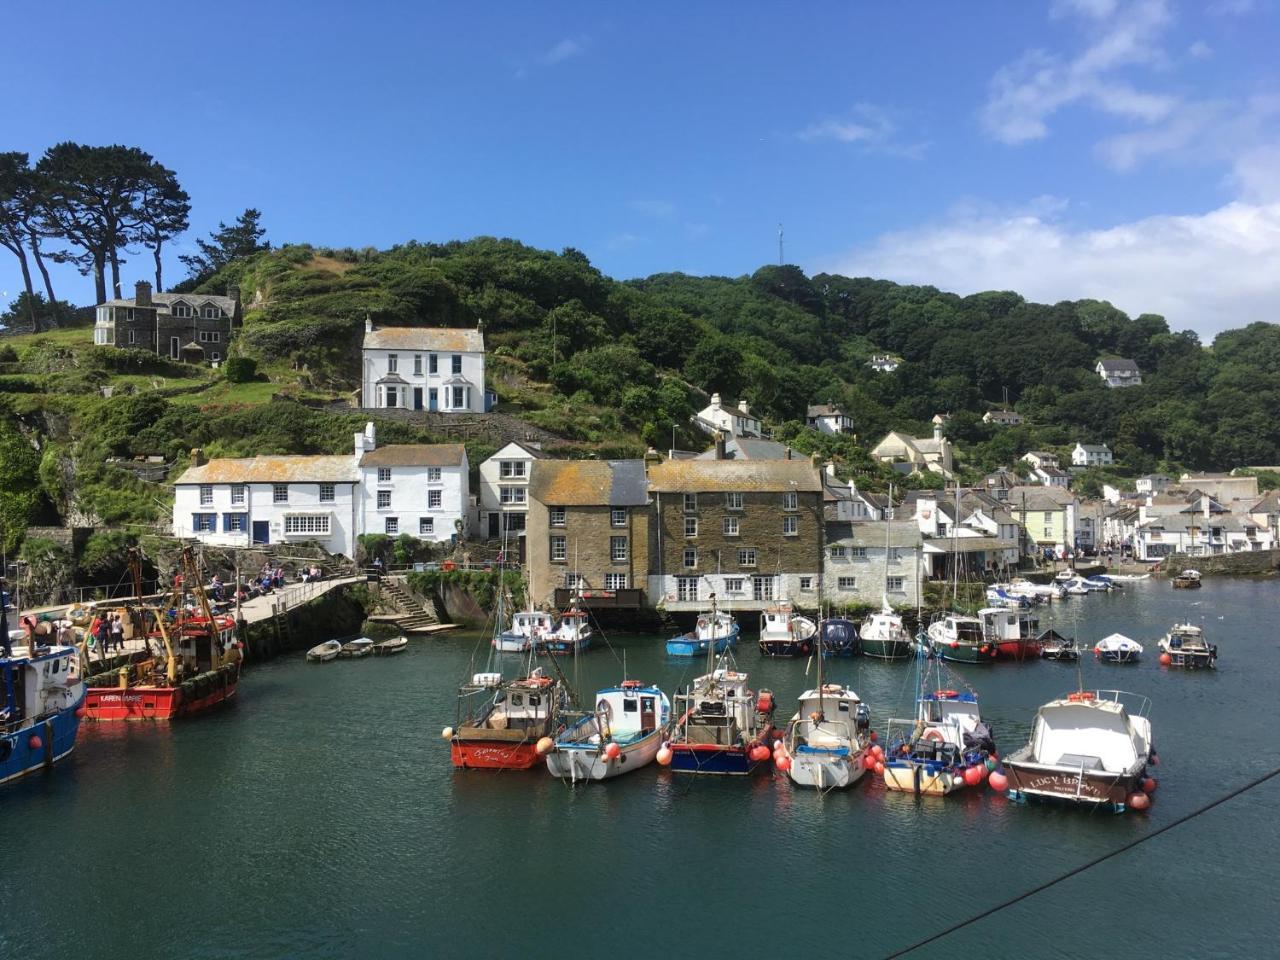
[381,576,440,631]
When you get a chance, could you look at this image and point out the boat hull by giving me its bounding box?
[667,743,766,775]
[1162,650,1215,668]
[1172,579,1201,589]
[860,637,913,660]
[758,637,814,658]
[546,731,663,781]
[537,637,592,655]
[788,749,868,790]
[933,642,997,664]
[1096,650,1141,663]
[1003,761,1144,807]
[883,761,962,796]
[492,635,531,653]
[995,640,1043,660]
[84,669,238,721]
[665,625,738,657]
[1,690,86,786]
[450,738,543,770]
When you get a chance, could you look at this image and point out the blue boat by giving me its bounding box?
[665,662,778,776]
[818,617,860,657]
[2,640,87,786]
[665,609,738,657]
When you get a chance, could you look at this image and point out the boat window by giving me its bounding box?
[528,694,540,706]
[839,702,849,711]
[511,693,523,706]
[623,699,638,713]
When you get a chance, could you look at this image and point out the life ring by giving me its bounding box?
[532,676,552,687]
[924,729,946,743]
[621,680,643,689]
[1067,691,1095,702]
[934,689,958,699]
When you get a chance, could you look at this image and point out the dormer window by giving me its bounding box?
[202,305,220,319]
[172,302,192,318]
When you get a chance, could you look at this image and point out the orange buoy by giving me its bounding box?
[604,742,621,760]
[963,766,983,787]
[988,770,1009,792]
[1159,652,1172,666]
[1141,776,1157,794]
[1128,791,1151,811]
[656,746,673,766]
[535,736,555,755]
[28,735,42,751]
[441,727,454,741]
[775,754,791,772]
[874,761,885,775]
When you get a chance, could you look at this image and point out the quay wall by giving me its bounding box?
[239,583,370,662]
[1159,549,1280,578]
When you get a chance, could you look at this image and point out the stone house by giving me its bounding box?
[823,518,923,609]
[361,319,486,412]
[525,460,651,609]
[646,457,824,612]
[94,281,241,364]
[870,421,954,479]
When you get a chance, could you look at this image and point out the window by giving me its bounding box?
[414,355,422,376]
[565,572,584,589]
[610,537,628,562]
[783,492,798,510]
[783,516,798,536]
[202,305,219,319]
[427,467,441,483]
[385,517,399,535]
[683,547,697,569]
[829,545,847,560]
[725,492,743,510]
[504,514,526,532]
[284,515,330,535]
[550,507,566,527]
[273,484,288,503]
[451,386,467,409]
[199,484,213,506]
[128,330,136,345]
[319,483,335,503]
[887,576,905,592]
[724,577,744,593]
[684,517,698,538]
[198,330,220,343]
[1044,527,1053,538]
[500,461,526,478]
[231,484,245,505]
[851,546,868,560]
[211,353,220,363]
[388,354,398,373]
[500,487,526,505]
[752,576,774,601]
[428,490,442,509]
[604,574,628,591]
[887,547,902,563]
[451,354,462,375]
[611,507,626,527]
[723,516,739,537]
[551,536,567,561]
[738,548,757,567]
[124,308,135,321]
[419,517,434,536]
[378,467,392,483]
[429,353,438,374]
[192,513,216,533]
[172,303,192,318]
[377,490,392,509]
[837,576,858,591]
[677,576,699,602]
[800,576,814,591]
[224,513,246,533]
[683,493,697,512]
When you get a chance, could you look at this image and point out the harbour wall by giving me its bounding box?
[1159,549,1280,578]
[239,583,370,663]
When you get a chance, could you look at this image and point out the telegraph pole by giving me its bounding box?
[778,224,784,265]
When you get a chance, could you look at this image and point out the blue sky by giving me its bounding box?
[6,0,1279,337]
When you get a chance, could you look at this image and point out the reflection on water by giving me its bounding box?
[2,579,1279,959]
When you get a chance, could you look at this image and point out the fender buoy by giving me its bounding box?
[923,729,945,743]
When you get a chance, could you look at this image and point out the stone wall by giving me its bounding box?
[1159,549,1279,578]
[239,582,369,662]
[526,502,651,605]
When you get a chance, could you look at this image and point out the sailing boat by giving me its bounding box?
[662,594,778,775]
[858,487,913,659]
[926,485,996,664]
[881,650,996,796]
[776,633,871,790]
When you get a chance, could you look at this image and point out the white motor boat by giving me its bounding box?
[1158,623,1216,668]
[1094,633,1142,663]
[780,683,871,790]
[545,681,671,781]
[494,609,557,653]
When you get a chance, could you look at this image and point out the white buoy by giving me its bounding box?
[441,726,454,740]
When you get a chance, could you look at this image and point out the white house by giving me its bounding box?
[361,319,485,412]
[173,452,361,558]
[478,441,544,540]
[1072,442,1113,467]
[868,354,900,373]
[982,409,1024,426]
[806,404,854,436]
[356,431,469,541]
[1135,474,1172,494]
[1030,465,1071,488]
[1096,358,1142,387]
[823,520,923,609]
[692,393,763,439]
[1020,450,1060,471]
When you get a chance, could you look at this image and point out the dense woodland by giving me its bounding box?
[2,150,1279,589]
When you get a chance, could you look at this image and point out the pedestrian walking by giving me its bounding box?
[110,613,125,653]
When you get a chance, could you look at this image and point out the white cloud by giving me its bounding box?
[1188,40,1213,59]
[543,37,587,65]
[982,0,1174,144]
[629,199,677,219]
[1208,0,1255,14]
[1053,0,1119,18]
[821,199,1280,338]
[796,103,927,157]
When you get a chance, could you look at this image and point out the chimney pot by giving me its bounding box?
[365,313,373,334]
[226,284,241,303]
[710,392,722,409]
[191,447,206,467]
[134,280,152,307]
[738,399,750,414]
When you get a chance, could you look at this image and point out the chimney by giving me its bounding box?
[135,280,152,307]
[191,447,206,467]
[714,431,726,461]
[226,284,241,303]
[709,392,722,410]
[738,399,750,414]
[825,461,837,478]
[365,313,373,334]
[933,422,944,441]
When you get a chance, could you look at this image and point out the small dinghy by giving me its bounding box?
[1172,569,1202,589]
[374,636,409,656]
[306,640,342,663]
[1094,633,1142,663]
[339,638,375,658]
[1038,629,1079,662]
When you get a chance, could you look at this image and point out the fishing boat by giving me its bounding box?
[1158,623,1217,669]
[665,605,738,657]
[339,638,375,658]
[664,624,778,775]
[81,547,242,721]
[447,667,570,770]
[544,680,671,781]
[818,617,859,657]
[1002,689,1156,811]
[927,614,996,664]
[537,593,592,655]
[979,607,1042,660]
[306,640,342,662]
[1038,629,1079,662]
[776,633,871,789]
[494,609,556,653]
[883,683,996,797]
[1,639,86,786]
[374,636,409,656]
[757,600,817,657]
[859,602,914,660]
[1172,569,1202,589]
[1094,633,1143,663]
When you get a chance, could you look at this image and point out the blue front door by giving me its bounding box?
[252,521,270,545]
[428,388,438,412]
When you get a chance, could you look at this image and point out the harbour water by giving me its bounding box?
[3,578,1279,959]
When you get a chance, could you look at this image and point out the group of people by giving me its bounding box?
[92,612,127,653]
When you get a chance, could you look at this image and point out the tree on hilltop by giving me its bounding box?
[179,208,270,282]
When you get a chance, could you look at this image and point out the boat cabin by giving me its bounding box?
[937,617,983,644]
[1,644,82,732]
[593,682,668,740]
[510,611,555,640]
[793,684,868,749]
[694,610,734,640]
[676,669,757,746]
[1028,696,1149,773]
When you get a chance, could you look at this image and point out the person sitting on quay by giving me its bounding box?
[210,575,225,602]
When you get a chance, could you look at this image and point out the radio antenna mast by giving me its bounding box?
[778,223,784,265]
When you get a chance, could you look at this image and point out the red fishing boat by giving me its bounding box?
[447,668,568,769]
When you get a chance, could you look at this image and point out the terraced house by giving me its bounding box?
[94,281,241,364]
[525,460,651,610]
[647,456,824,613]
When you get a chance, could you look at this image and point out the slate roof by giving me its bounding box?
[529,459,649,506]
[807,404,847,418]
[363,326,484,352]
[1097,358,1140,373]
[175,456,358,484]
[694,437,800,461]
[825,520,922,548]
[102,292,239,315]
[923,536,1018,553]
[360,444,467,468]
[1007,485,1078,509]
[647,458,823,493]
